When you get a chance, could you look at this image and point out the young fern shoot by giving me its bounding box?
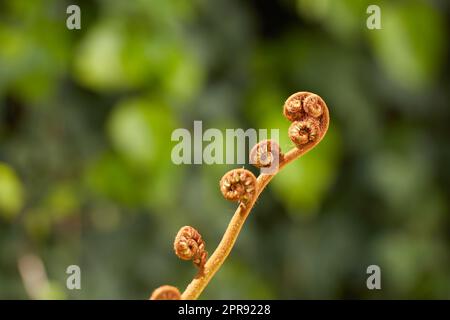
[150,91,330,300]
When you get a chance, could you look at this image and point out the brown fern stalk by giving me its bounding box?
[150,91,330,300]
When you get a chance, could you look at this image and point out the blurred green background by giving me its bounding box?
[0,0,449,299]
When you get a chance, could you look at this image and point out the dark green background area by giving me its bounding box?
[0,0,449,299]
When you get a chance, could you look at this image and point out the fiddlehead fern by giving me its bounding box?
[150,91,330,300]
[174,226,207,269]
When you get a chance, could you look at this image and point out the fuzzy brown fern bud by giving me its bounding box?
[283,92,310,121]
[288,118,320,146]
[174,226,207,269]
[149,285,181,300]
[302,94,324,118]
[220,168,257,206]
[284,92,329,150]
[283,91,327,121]
[249,139,283,171]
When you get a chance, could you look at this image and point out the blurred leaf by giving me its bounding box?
[85,152,143,206]
[107,97,175,166]
[368,1,446,89]
[24,209,52,239]
[74,18,203,97]
[74,22,127,91]
[297,0,371,41]
[0,0,69,101]
[0,163,24,220]
[44,184,79,220]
